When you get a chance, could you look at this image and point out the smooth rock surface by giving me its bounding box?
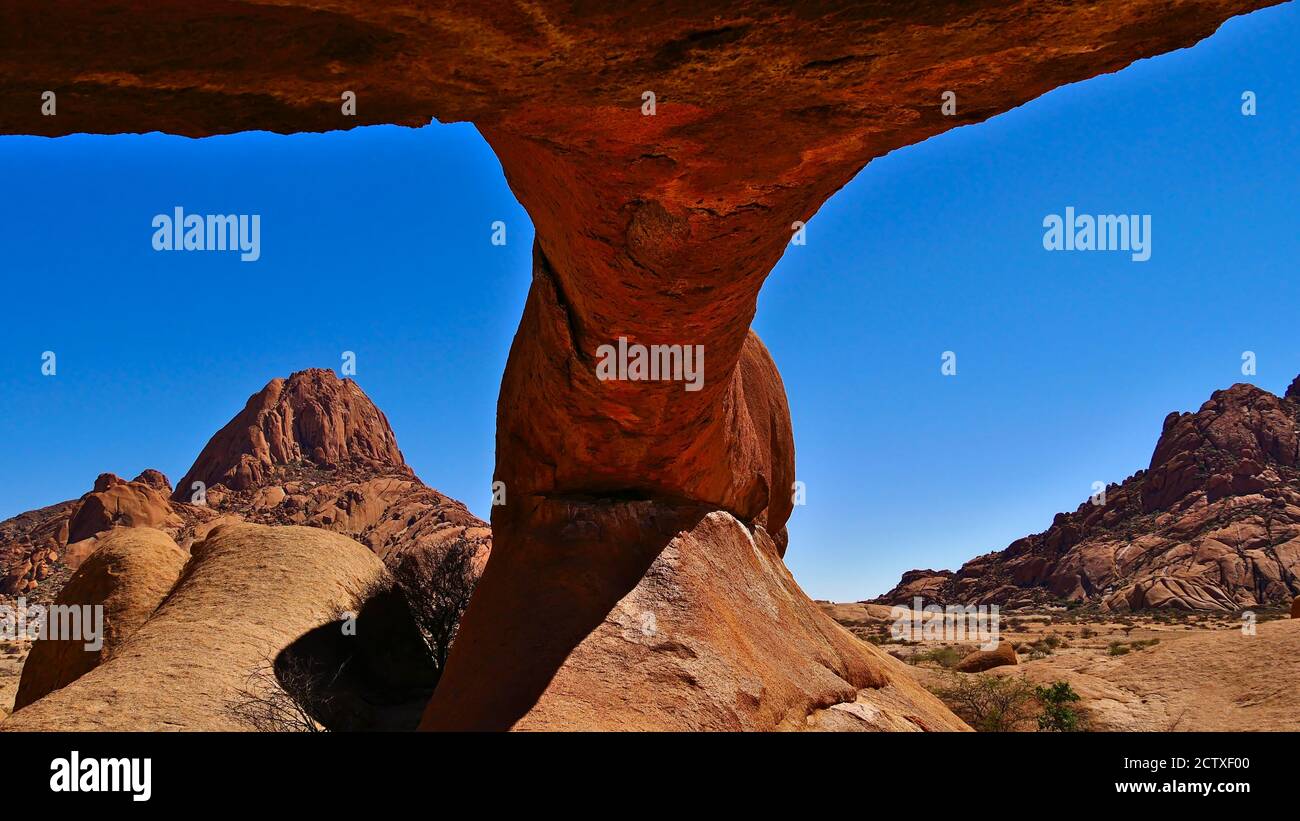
[955,641,1019,674]
[2,523,385,731]
[426,510,966,731]
[13,528,187,711]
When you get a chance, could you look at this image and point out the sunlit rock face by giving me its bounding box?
[878,379,1300,613]
[1,371,489,601]
[0,0,1278,730]
[172,368,409,498]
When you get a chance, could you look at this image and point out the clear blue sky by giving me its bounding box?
[1,4,1296,601]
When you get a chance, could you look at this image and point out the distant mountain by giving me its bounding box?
[0,369,488,601]
[876,376,1300,612]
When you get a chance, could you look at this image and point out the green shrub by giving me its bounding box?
[913,645,964,669]
[936,674,1037,732]
[1035,681,1087,732]
[1025,634,1069,659]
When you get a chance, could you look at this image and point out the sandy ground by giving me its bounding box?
[5,595,1295,730]
[0,640,29,719]
[821,601,1300,731]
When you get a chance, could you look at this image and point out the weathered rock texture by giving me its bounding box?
[13,528,187,710]
[169,370,492,570]
[0,0,1281,729]
[2,523,385,731]
[0,471,209,601]
[173,368,407,497]
[879,380,1300,612]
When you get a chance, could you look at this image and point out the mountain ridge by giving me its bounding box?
[876,375,1300,612]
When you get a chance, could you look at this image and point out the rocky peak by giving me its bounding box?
[92,473,124,493]
[171,369,408,500]
[132,469,173,493]
[1144,381,1300,511]
[1286,374,1300,401]
[4,371,485,601]
[877,373,1300,612]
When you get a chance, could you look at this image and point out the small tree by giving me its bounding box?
[225,652,341,732]
[912,645,964,669]
[389,541,480,676]
[936,674,1037,732]
[1035,681,1087,732]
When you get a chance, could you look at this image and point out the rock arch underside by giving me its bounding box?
[0,0,1282,731]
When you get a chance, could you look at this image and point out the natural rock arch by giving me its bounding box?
[1,0,1280,730]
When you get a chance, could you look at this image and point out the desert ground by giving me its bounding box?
[9,595,1294,731]
[0,638,27,720]
[822,601,1300,731]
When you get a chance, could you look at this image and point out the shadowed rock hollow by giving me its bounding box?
[0,0,1282,730]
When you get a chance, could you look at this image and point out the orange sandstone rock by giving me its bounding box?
[956,641,1019,674]
[0,0,1280,730]
[13,528,186,711]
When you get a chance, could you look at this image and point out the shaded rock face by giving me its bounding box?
[0,0,1280,728]
[879,381,1300,612]
[13,528,187,711]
